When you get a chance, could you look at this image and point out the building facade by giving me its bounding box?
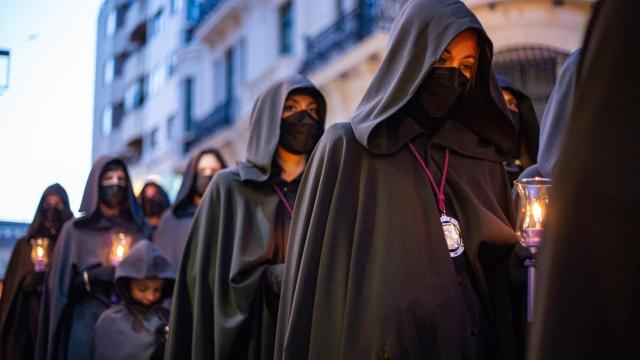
[93,0,594,197]
[0,221,29,280]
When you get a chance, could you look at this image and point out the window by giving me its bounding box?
[335,0,344,16]
[183,77,194,131]
[125,78,145,112]
[147,64,166,96]
[112,102,125,129]
[105,10,116,37]
[279,2,293,55]
[166,115,176,140]
[103,57,114,85]
[114,52,128,78]
[102,105,113,135]
[170,0,182,15]
[493,46,569,116]
[167,51,178,77]
[213,57,225,106]
[148,128,159,150]
[149,9,166,39]
[116,4,127,31]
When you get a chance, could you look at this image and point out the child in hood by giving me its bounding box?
[92,240,175,360]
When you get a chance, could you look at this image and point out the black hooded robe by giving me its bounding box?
[137,182,171,235]
[154,149,226,269]
[528,0,640,358]
[518,49,581,180]
[36,156,149,360]
[275,1,521,359]
[0,184,74,360]
[165,75,326,360]
[496,75,540,184]
[93,240,175,360]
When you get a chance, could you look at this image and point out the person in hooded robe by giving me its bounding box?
[0,184,74,360]
[496,75,540,185]
[275,1,522,359]
[93,240,175,360]
[528,0,640,358]
[137,182,171,234]
[518,49,580,181]
[36,156,150,360]
[165,74,326,360]
[153,149,226,268]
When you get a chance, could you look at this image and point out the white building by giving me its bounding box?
[93,0,594,196]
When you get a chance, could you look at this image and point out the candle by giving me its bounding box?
[30,238,49,272]
[110,233,131,266]
[523,201,544,247]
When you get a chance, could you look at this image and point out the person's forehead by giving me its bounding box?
[286,93,317,104]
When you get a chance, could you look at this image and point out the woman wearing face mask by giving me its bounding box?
[496,75,540,186]
[165,75,326,360]
[275,1,520,359]
[36,157,150,360]
[153,149,226,268]
[137,181,171,233]
[0,184,73,360]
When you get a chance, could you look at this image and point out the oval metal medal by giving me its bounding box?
[440,214,464,257]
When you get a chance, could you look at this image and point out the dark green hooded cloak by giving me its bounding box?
[165,74,326,359]
[275,0,521,359]
[36,156,149,360]
[0,184,73,360]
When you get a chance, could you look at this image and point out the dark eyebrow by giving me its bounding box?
[285,98,301,104]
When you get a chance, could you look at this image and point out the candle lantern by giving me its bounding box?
[109,232,132,266]
[514,178,552,322]
[30,237,50,272]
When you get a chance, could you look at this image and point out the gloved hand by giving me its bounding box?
[266,264,285,294]
[86,265,116,284]
[21,270,45,294]
[70,264,115,298]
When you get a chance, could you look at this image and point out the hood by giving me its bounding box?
[536,49,581,178]
[137,181,171,216]
[115,239,176,301]
[172,148,227,216]
[497,74,540,163]
[76,155,147,229]
[238,74,327,182]
[350,0,516,160]
[26,183,74,239]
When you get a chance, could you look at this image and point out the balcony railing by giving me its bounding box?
[184,99,235,151]
[301,0,398,74]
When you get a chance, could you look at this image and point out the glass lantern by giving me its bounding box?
[514,178,552,250]
[109,232,132,266]
[30,237,50,272]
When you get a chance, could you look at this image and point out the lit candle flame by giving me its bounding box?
[116,244,125,258]
[532,202,543,227]
[36,246,45,258]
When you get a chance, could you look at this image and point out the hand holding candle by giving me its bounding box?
[30,238,50,272]
[110,233,131,266]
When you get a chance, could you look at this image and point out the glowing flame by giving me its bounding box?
[116,244,125,258]
[532,202,543,226]
[36,246,45,258]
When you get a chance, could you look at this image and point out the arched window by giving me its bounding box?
[493,46,569,116]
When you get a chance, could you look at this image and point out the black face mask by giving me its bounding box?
[100,184,128,209]
[194,174,213,196]
[42,206,64,224]
[415,67,469,119]
[142,197,166,217]
[279,111,323,155]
